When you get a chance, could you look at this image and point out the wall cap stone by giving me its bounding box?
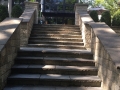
[0,18,22,51]
[74,3,88,10]
[19,9,35,23]
[79,12,94,23]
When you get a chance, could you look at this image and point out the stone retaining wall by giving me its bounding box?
[19,9,35,46]
[0,8,36,90]
[0,18,22,90]
[78,11,120,90]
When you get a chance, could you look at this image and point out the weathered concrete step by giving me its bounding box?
[28,40,84,45]
[32,29,80,32]
[15,57,95,66]
[30,34,82,38]
[33,24,79,28]
[3,85,102,90]
[29,38,83,42]
[29,37,82,40]
[12,65,97,75]
[7,74,101,87]
[33,25,79,27]
[18,47,93,59]
[27,44,85,49]
[32,29,80,31]
[31,31,81,35]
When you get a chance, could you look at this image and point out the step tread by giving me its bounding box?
[19,47,90,53]
[3,86,102,90]
[29,37,82,39]
[29,40,83,42]
[16,57,94,62]
[12,65,97,71]
[27,44,84,47]
[8,74,101,81]
[31,33,81,36]
[32,30,80,32]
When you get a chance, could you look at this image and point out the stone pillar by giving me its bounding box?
[74,4,88,25]
[8,0,12,18]
[25,1,39,24]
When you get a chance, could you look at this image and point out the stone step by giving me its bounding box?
[32,29,81,33]
[28,40,84,45]
[31,31,81,35]
[29,38,83,42]
[33,24,79,28]
[27,44,85,49]
[7,74,101,87]
[30,34,82,38]
[29,37,83,42]
[32,28,80,31]
[18,47,93,59]
[15,57,95,66]
[12,65,97,75]
[33,25,80,28]
[3,85,102,90]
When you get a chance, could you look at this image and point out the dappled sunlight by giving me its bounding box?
[0,19,21,29]
[0,18,21,46]
[82,17,93,22]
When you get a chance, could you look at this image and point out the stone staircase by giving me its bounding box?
[3,25,102,90]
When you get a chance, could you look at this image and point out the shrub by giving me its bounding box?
[29,0,35,2]
[11,5,23,18]
[101,11,111,26]
[89,10,99,22]
[112,10,120,26]
[0,5,9,22]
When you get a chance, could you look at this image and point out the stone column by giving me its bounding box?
[8,0,12,18]
[74,4,88,25]
[25,1,39,24]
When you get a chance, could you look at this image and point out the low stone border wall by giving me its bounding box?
[19,9,35,46]
[0,8,36,90]
[79,12,120,90]
[0,18,22,90]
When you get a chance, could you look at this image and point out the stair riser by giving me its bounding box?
[7,79,101,87]
[17,52,93,59]
[15,59,95,66]
[27,45,85,49]
[11,69,97,75]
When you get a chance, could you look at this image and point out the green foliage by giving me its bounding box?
[0,5,9,22]
[65,0,76,4]
[29,0,35,2]
[102,0,119,17]
[112,10,120,26]
[11,5,23,18]
[89,11,99,22]
[93,0,104,7]
[101,11,111,26]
